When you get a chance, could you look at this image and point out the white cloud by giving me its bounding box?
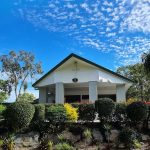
[121,0,150,33]
[13,0,150,66]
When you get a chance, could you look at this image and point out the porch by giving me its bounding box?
[38,81,127,104]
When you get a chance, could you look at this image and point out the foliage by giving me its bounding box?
[113,103,127,128]
[142,50,150,74]
[45,104,67,123]
[38,139,53,150]
[83,129,92,139]
[0,139,4,147]
[126,98,139,105]
[18,93,36,102]
[64,103,78,122]
[31,104,45,131]
[68,123,84,136]
[0,92,7,104]
[4,101,35,131]
[133,139,142,149]
[118,128,139,148]
[0,134,15,150]
[33,104,45,121]
[115,103,126,115]
[104,124,111,144]
[0,50,43,100]
[72,103,95,121]
[117,63,150,101]
[95,98,115,119]
[47,140,53,150]
[126,101,148,122]
[0,79,11,103]
[58,134,66,143]
[55,142,74,150]
[0,104,6,119]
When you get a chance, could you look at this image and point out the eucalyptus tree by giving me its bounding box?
[0,79,11,103]
[0,51,43,101]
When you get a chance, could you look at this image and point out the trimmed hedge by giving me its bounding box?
[4,101,35,131]
[72,103,95,121]
[126,101,148,122]
[45,104,67,123]
[95,98,115,119]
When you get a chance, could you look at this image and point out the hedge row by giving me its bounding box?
[1,99,149,132]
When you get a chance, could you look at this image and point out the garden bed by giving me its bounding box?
[0,99,149,149]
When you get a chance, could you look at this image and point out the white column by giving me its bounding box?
[55,82,64,104]
[89,81,98,102]
[116,84,126,102]
[39,87,47,103]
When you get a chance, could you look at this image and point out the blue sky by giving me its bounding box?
[0,0,150,101]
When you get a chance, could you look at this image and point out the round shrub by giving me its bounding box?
[95,98,115,118]
[33,104,45,121]
[45,104,67,123]
[64,103,78,122]
[4,101,35,131]
[126,101,148,122]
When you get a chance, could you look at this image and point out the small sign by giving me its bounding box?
[72,78,78,83]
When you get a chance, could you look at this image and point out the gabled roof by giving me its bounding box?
[33,53,133,87]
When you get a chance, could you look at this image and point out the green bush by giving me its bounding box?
[95,98,115,119]
[4,101,35,131]
[30,104,45,131]
[68,123,84,135]
[33,104,45,121]
[55,142,74,150]
[0,104,6,119]
[113,103,127,122]
[119,128,138,148]
[72,104,95,121]
[126,101,148,122]
[45,104,67,123]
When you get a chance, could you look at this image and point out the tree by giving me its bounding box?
[0,51,43,101]
[117,63,150,101]
[18,93,36,103]
[0,79,11,103]
[142,51,150,74]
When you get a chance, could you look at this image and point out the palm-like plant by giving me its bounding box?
[142,51,150,74]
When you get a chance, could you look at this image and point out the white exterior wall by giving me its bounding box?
[36,62,129,87]
[54,64,99,83]
[55,82,64,104]
[98,70,127,84]
[116,84,126,102]
[89,81,98,102]
[39,88,47,103]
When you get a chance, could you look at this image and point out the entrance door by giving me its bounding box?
[65,95,81,103]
